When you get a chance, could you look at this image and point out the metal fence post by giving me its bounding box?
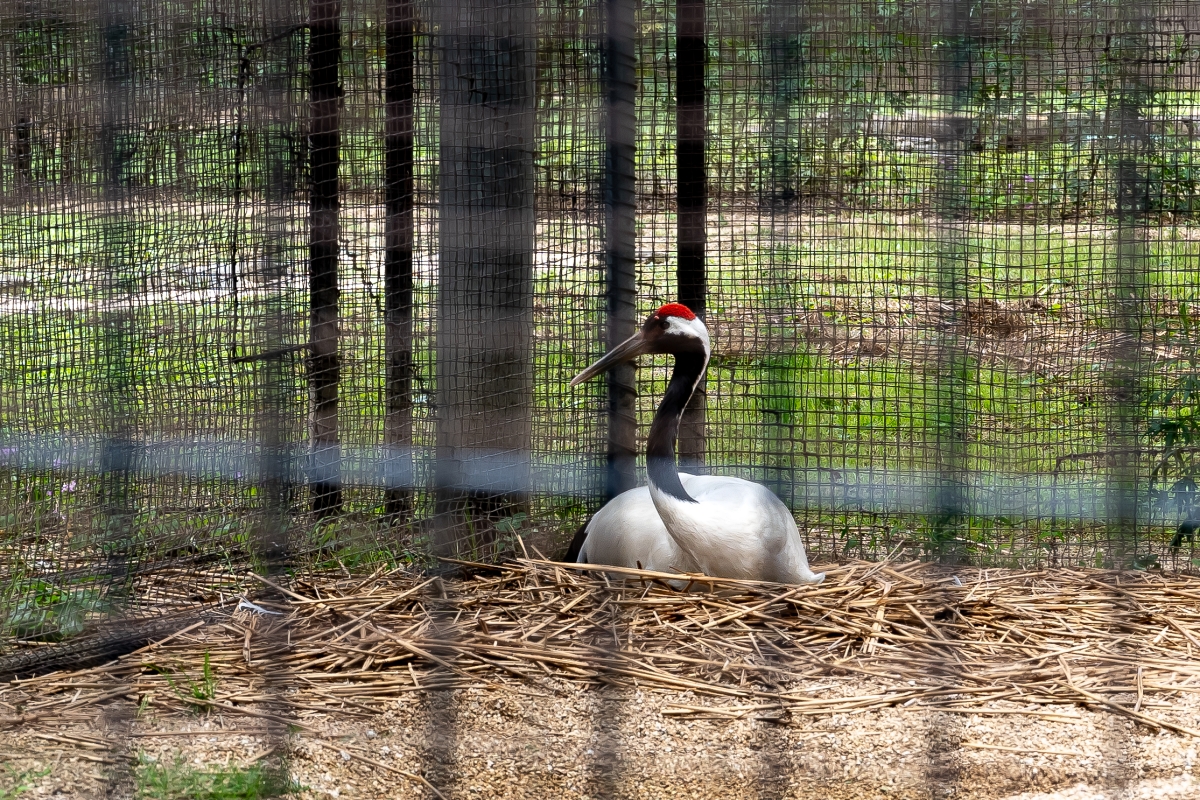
[930,0,976,564]
[97,0,139,613]
[96,2,141,787]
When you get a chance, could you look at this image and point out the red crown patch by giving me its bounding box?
[656,302,696,321]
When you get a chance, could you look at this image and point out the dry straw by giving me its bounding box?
[4,557,1200,737]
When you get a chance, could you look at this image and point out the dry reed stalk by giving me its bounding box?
[5,558,1200,738]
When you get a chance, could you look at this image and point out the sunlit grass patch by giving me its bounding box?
[135,757,299,800]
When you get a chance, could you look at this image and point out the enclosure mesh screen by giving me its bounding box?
[1,0,1199,649]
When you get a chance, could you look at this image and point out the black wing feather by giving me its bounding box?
[562,518,591,563]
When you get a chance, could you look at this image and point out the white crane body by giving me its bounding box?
[568,304,824,585]
[579,475,822,584]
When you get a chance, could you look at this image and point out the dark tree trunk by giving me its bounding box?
[434,0,536,556]
[13,111,32,188]
[308,0,342,516]
[676,0,707,468]
[605,0,638,501]
[384,0,415,523]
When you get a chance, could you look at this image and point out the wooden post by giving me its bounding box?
[384,0,415,522]
[308,0,342,516]
[676,0,706,468]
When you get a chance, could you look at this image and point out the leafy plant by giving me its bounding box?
[494,512,527,536]
[1131,552,1161,571]
[1144,304,1200,528]
[1146,373,1200,451]
[0,765,51,800]
[151,652,218,714]
[3,582,108,641]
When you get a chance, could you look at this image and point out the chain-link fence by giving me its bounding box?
[1,0,1199,702]
[5,2,1200,797]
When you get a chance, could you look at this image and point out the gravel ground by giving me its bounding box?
[4,676,1200,799]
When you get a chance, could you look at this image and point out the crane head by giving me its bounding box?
[570,303,710,387]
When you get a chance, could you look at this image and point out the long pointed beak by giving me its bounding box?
[570,331,650,387]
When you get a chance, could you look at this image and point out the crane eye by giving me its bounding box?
[659,318,669,329]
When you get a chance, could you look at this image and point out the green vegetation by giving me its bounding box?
[150,651,219,714]
[1143,300,1200,525]
[0,765,51,800]
[3,578,108,640]
[2,208,1199,573]
[0,749,297,799]
[3,1,1200,581]
[7,5,1200,218]
[135,757,299,800]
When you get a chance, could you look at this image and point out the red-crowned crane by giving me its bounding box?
[564,303,824,585]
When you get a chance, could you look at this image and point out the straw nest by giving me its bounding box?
[4,557,1200,739]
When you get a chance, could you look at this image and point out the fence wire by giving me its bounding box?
[1,1,1200,792]
[2,0,1199,629]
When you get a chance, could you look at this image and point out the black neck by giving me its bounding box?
[647,351,707,502]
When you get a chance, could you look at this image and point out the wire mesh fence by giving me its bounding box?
[2,2,1200,780]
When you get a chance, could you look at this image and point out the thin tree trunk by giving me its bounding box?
[1106,0,1154,565]
[384,0,415,523]
[96,5,139,794]
[606,0,638,500]
[676,0,706,468]
[435,0,536,556]
[98,0,137,608]
[308,0,342,516]
[929,0,975,564]
[255,7,305,570]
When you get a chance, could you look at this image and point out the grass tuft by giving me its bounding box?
[0,765,51,800]
[150,651,218,714]
[135,757,300,800]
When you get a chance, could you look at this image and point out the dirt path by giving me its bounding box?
[2,680,1199,799]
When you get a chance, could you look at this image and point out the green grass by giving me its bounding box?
[5,7,1200,571]
[1,206,1199,573]
[151,651,219,714]
[0,765,51,800]
[135,757,299,800]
